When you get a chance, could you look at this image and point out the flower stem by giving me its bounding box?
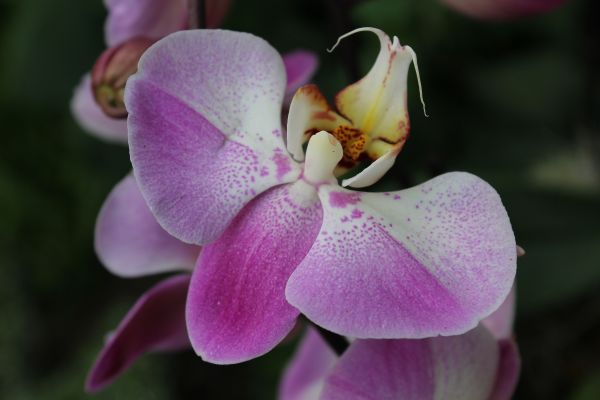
[188,0,206,29]
[314,323,349,355]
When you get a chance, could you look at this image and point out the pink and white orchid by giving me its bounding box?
[71,0,317,143]
[126,27,517,365]
[440,0,567,19]
[85,49,319,389]
[280,288,520,400]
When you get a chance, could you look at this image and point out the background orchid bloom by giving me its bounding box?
[126,28,516,365]
[70,0,317,143]
[85,274,191,392]
[440,0,567,19]
[280,287,520,400]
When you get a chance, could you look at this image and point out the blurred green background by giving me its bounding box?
[1,0,599,398]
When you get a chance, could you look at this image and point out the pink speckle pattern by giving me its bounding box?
[329,191,361,208]
[186,183,323,364]
[272,149,293,181]
[287,173,516,338]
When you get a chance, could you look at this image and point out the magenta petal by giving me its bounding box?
[95,174,199,277]
[70,74,128,143]
[322,325,499,400]
[279,328,337,400]
[440,0,566,19]
[85,274,191,392]
[104,0,187,46]
[186,183,323,364]
[482,285,516,341]
[287,172,516,338]
[283,50,319,98]
[489,339,521,400]
[127,30,300,245]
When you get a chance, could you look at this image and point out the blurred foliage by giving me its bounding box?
[1,0,599,398]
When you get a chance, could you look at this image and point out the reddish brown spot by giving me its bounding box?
[312,111,337,121]
[331,126,367,165]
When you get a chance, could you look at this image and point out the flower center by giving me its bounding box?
[330,126,367,167]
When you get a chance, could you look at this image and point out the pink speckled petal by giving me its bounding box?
[70,74,128,143]
[482,285,516,341]
[95,174,199,277]
[283,50,319,99]
[127,30,301,245]
[186,182,322,364]
[440,0,565,19]
[85,274,190,392]
[489,339,521,400]
[279,328,337,400]
[286,172,516,338]
[321,325,499,400]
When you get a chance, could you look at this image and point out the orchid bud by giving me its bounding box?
[440,0,566,19]
[91,37,155,118]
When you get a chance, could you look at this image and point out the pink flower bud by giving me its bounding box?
[91,37,155,118]
[440,0,566,19]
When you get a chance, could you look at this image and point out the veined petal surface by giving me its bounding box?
[71,74,128,143]
[287,172,516,338]
[321,325,499,400]
[127,30,301,245]
[95,174,199,277]
[85,274,190,392]
[186,182,323,364]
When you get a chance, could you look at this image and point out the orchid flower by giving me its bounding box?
[126,28,517,365]
[440,0,567,19]
[70,0,317,142]
[86,43,319,389]
[280,287,520,400]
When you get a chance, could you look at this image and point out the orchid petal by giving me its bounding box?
[321,325,499,400]
[489,339,521,400]
[95,174,199,277]
[440,0,566,20]
[287,172,516,338]
[127,30,301,245]
[85,274,190,392]
[279,328,337,400]
[283,51,319,100]
[70,74,128,143]
[341,145,400,188]
[105,0,188,46]
[105,0,231,46]
[482,285,516,341]
[287,85,351,162]
[333,28,420,152]
[186,182,323,364]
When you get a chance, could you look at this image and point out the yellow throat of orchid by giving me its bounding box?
[286,27,427,188]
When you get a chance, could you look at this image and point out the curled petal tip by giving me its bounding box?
[516,245,526,257]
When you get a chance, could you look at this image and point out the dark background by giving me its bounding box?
[1,0,599,398]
